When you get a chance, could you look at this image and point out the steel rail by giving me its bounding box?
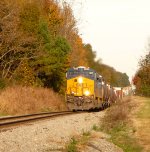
[0,111,72,121]
[0,111,85,130]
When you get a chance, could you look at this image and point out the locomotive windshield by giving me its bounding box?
[66,68,95,79]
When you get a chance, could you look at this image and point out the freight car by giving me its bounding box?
[66,66,117,111]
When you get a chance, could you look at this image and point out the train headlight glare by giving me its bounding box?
[84,90,90,96]
[71,91,77,95]
[78,77,83,84]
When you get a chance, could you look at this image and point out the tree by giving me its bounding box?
[133,50,150,96]
[0,0,71,92]
[0,0,130,92]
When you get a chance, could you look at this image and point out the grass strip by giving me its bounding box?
[99,97,143,152]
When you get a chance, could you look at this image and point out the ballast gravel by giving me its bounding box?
[0,111,122,152]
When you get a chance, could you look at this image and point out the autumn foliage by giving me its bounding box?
[133,51,150,96]
[0,0,131,115]
[0,0,130,92]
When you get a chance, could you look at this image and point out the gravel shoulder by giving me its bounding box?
[0,111,122,152]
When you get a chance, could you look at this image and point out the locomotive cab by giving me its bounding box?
[66,66,104,110]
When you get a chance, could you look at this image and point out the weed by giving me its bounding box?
[82,130,91,136]
[66,137,78,152]
[92,124,100,131]
[66,131,91,152]
[0,86,66,115]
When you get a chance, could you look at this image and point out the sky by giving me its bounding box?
[67,0,150,81]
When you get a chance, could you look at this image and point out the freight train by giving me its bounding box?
[65,66,117,111]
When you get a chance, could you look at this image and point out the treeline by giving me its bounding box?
[84,44,130,87]
[0,0,130,93]
[133,50,150,97]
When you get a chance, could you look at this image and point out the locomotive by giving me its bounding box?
[66,66,117,111]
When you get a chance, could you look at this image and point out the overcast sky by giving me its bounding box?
[68,0,150,80]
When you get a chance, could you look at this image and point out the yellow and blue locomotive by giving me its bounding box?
[66,66,117,111]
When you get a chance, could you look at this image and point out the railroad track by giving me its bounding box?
[0,111,84,131]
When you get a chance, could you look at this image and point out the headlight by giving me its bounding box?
[71,91,77,95]
[78,77,83,84]
[84,90,90,96]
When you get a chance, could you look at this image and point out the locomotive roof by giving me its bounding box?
[67,67,102,78]
[68,66,95,72]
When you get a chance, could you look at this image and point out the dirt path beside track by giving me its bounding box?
[131,96,150,152]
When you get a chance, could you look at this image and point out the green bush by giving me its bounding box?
[140,85,150,97]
